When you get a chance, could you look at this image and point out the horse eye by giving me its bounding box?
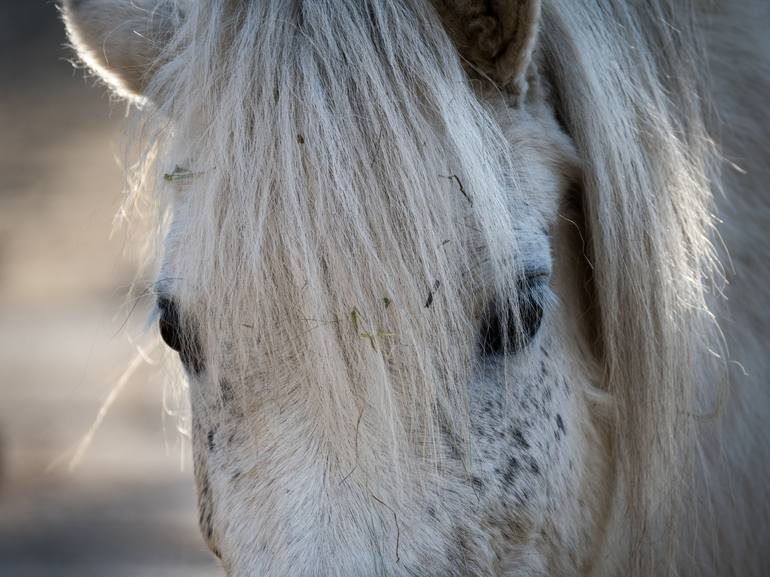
[157,297,183,352]
[157,296,205,372]
[479,273,549,355]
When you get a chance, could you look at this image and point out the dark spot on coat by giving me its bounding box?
[198,474,215,541]
[220,379,235,405]
[450,527,473,575]
[529,458,540,476]
[511,428,530,450]
[556,414,565,434]
[425,280,441,308]
[503,456,519,485]
[207,430,215,451]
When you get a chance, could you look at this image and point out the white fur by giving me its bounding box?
[62,1,770,576]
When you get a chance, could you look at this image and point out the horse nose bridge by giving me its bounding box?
[196,381,438,568]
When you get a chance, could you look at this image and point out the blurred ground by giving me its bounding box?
[0,3,219,576]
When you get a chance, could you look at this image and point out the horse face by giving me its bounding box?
[155,101,607,577]
[65,1,612,575]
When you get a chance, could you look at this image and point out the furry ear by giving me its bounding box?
[61,0,180,99]
[434,0,541,95]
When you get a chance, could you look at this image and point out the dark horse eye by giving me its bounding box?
[157,297,204,372]
[480,273,548,355]
[157,296,183,352]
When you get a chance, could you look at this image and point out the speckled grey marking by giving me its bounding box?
[198,472,214,541]
[503,456,520,486]
[555,413,566,441]
[220,379,234,405]
[511,428,529,449]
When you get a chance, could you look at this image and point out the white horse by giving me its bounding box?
[62,1,770,575]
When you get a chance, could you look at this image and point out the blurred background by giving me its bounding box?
[0,2,219,576]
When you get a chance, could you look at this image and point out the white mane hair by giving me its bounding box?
[540,1,724,571]
[75,0,727,573]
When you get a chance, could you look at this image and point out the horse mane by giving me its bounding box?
[124,0,722,573]
[541,1,723,572]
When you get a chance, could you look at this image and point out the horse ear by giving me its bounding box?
[435,0,542,96]
[61,0,180,99]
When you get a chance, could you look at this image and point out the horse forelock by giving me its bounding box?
[133,0,539,476]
